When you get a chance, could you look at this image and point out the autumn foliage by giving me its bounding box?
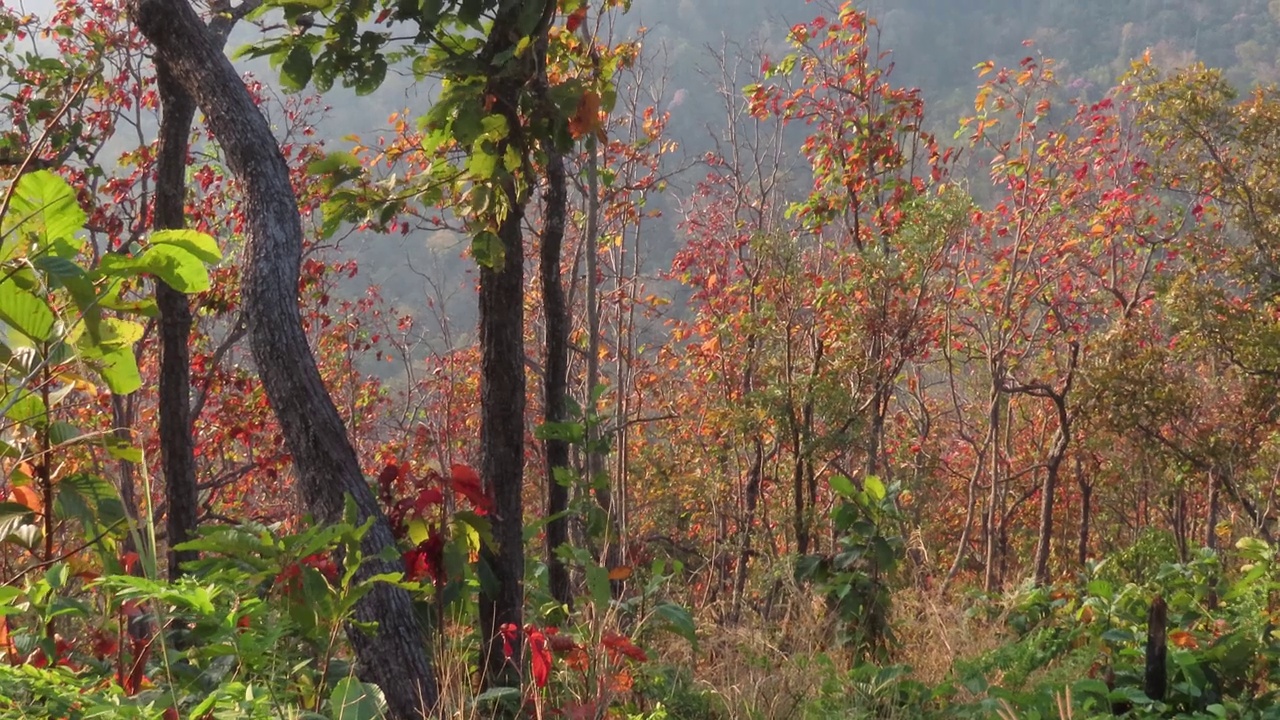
[5,0,1280,717]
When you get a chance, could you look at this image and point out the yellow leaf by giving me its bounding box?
[975,86,991,113]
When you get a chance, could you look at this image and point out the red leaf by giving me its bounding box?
[377,463,400,497]
[565,6,587,32]
[413,487,445,512]
[450,464,492,514]
[527,625,551,688]
[499,622,520,660]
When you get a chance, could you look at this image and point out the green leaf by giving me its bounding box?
[652,601,697,647]
[586,563,611,612]
[150,229,222,263]
[534,421,585,443]
[0,280,57,342]
[467,147,498,178]
[103,436,143,464]
[3,390,47,428]
[418,0,445,31]
[458,0,484,26]
[828,474,856,499]
[453,510,494,549]
[55,472,126,535]
[471,230,505,269]
[100,244,211,293]
[4,170,86,261]
[78,317,144,394]
[864,475,886,501]
[280,44,314,92]
[329,678,386,720]
[473,686,521,705]
[355,57,388,96]
[47,421,80,446]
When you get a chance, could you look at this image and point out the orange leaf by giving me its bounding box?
[568,90,603,139]
[1169,629,1198,649]
[10,485,39,513]
[608,566,633,581]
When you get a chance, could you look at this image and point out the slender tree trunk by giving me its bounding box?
[125,2,438,715]
[152,63,199,579]
[582,136,613,527]
[983,385,1002,592]
[1174,489,1189,563]
[792,438,806,555]
[1205,470,1221,551]
[1032,344,1076,586]
[731,437,765,623]
[1076,457,1092,567]
[540,146,572,609]
[1033,439,1065,586]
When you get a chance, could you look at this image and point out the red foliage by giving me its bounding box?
[449,463,491,514]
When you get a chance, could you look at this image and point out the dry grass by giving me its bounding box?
[418,580,1015,719]
[647,582,1013,719]
[888,587,1005,687]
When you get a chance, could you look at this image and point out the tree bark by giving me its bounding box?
[125,1,438,715]
[731,437,765,624]
[477,203,527,686]
[152,62,199,580]
[1076,457,1092,567]
[1032,343,1077,587]
[1205,470,1221,551]
[540,146,572,609]
[1145,595,1168,702]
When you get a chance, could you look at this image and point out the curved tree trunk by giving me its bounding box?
[1032,343,1077,587]
[125,1,438,716]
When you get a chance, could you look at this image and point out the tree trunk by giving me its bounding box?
[1076,457,1092,567]
[731,437,765,624]
[582,135,616,541]
[1032,344,1076,586]
[540,146,572,610]
[1205,470,1221,551]
[477,203,527,687]
[1145,595,1168,702]
[983,386,1002,592]
[125,2,438,715]
[152,62,199,580]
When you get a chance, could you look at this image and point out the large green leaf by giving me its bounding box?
[77,317,144,394]
[471,230,505,269]
[0,280,57,342]
[586,563,611,612]
[3,170,86,261]
[149,228,222,263]
[828,474,856,499]
[864,475,886,502]
[280,43,314,92]
[652,601,698,647]
[329,678,386,720]
[99,244,211,293]
[55,472,126,536]
[3,389,47,428]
